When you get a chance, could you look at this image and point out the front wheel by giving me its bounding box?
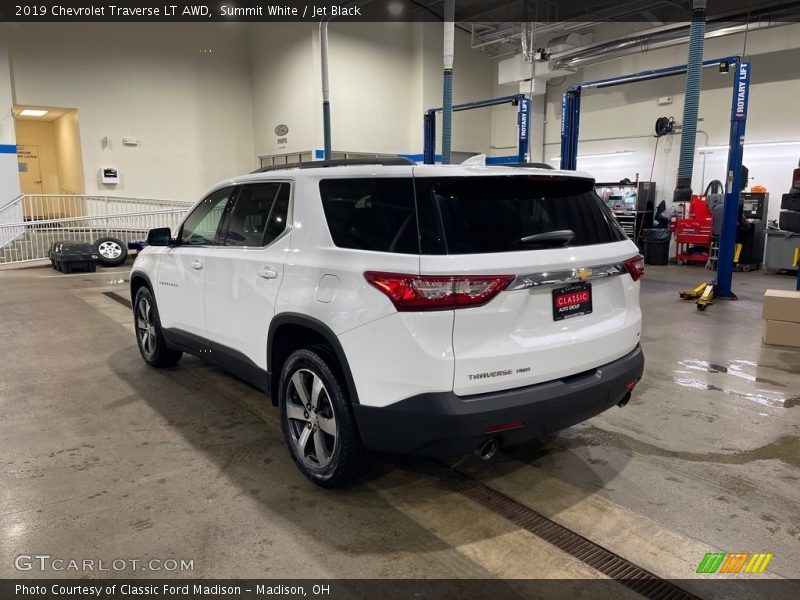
[278,348,371,488]
[133,286,182,367]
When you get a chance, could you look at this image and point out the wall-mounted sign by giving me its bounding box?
[274,124,289,137]
[17,147,38,160]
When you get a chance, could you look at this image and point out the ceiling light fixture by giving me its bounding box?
[698,141,800,152]
[549,151,635,161]
[20,109,48,117]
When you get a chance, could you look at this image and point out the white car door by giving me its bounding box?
[156,186,236,344]
[204,181,291,376]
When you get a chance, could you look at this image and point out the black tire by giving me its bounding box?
[87,262,97,273]
[133,286,182,367]
[50,258,56,269]
[278,347,371,488]
[61,263,72,274]
[93,236,128,267]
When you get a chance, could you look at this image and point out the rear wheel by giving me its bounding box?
[278,348,371,488]
[61,263,72,274]
[133,286,182,367]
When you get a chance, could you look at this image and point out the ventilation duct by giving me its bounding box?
[442,0,455,164]
[673,0,706,204]
[320,21,332,160]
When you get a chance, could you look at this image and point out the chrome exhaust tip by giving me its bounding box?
[617,392,632,408]
[476,438,500,461]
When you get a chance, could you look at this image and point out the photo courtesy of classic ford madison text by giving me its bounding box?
[0,1,799,599]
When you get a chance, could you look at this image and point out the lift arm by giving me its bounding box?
[424,93,531,165]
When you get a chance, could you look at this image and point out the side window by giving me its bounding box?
[319,178,418,253]
[223,182,290,247]
[263,182,290,246]
[180,187,235,246]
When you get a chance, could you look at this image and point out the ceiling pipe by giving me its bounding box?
[319,21,332,161]
[442,0,455,164]
[551,1,800,71]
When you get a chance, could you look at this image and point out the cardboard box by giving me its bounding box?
[762,289,800,323]
[762,319,800,348]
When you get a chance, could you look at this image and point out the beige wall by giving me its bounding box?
[52,110,85,194]
[11,23,256,201]
[250,21,496,161]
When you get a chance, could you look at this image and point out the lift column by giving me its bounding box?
[716,59,750,299]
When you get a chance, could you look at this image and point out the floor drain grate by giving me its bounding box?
[420,461,702,600]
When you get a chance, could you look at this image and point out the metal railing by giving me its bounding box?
[0,208,188,265]
[0,193,190,223]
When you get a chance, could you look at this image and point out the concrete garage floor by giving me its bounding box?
[1,263,799,589]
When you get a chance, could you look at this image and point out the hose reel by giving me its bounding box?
[655,116,675,138]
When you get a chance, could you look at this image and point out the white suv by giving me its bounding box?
[130,158,644,487]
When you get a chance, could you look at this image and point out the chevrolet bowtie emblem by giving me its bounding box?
[575,268,592,281]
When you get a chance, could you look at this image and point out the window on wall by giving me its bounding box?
[223,183,290,247]
[179,187,235,245]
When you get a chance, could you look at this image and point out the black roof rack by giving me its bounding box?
[495,162,554,170]
[252,157,415,173]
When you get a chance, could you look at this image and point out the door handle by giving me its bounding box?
[257,266,279,280]
[191,260,203,270]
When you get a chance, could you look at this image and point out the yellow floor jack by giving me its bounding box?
[679,244,742,311]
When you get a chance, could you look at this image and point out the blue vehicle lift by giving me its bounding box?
[423,93,532,165]
[560,56,751,299]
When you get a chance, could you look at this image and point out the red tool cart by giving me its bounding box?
[672,195,713,265]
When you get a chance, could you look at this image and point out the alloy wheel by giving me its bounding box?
[136,297,157,358]
[98,241,122,259]
[285,369,338,469]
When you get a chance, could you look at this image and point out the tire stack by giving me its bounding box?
[780,192,800,233]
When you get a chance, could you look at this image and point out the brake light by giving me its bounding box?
[364,271,514,311]
[624,255,645,281]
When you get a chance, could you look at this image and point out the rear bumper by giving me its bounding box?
[353,345,644,457]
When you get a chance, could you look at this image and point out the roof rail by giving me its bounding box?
[252,157,415,173]
[496,162,554,170]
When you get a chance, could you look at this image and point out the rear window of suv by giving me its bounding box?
[319,175,626,255]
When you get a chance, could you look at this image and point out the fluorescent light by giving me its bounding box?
[698,140,800,151]
[550,151,634,161]
[19,109,48,117]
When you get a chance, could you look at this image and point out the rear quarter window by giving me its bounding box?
[319,178,418,253]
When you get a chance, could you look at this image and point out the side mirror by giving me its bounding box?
[147,227,172,246]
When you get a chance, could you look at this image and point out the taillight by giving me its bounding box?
[364,272,514,311]
[624,255,645,281]
[792,166,800,190]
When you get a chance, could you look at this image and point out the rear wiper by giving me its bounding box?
[519,230,575,246]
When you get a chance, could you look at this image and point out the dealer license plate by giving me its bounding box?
[552,282,593,321]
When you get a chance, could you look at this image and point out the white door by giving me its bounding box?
[204,181,292,369]
[17,145,43,195]
[156,187,236,341]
